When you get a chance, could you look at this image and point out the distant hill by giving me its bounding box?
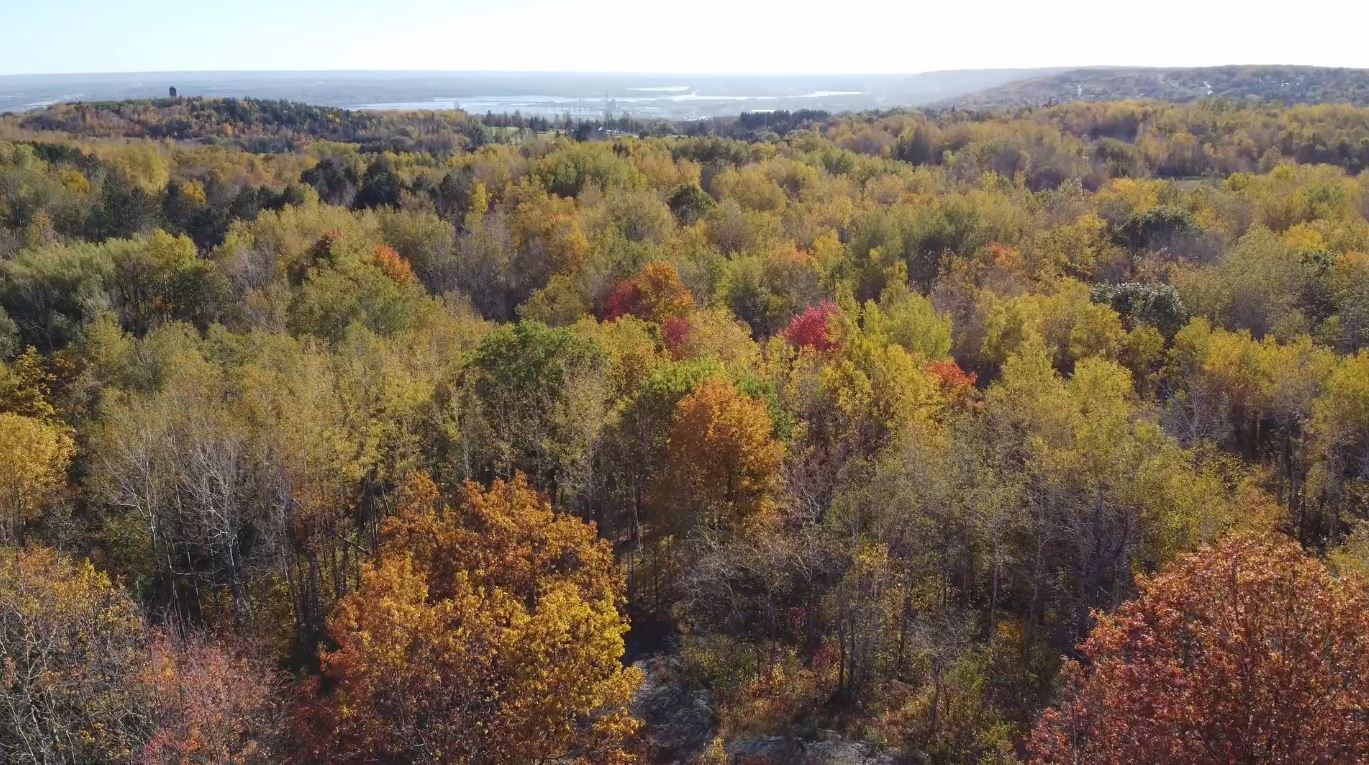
[945,65,1369,107]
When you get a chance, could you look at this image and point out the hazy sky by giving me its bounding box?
[2,0,1366,76]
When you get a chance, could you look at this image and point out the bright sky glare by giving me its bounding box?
[1,0,1365,76]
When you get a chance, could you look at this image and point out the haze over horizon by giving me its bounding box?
[3,0,1367,77]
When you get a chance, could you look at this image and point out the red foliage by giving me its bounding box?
[1029,533,1369,765]
[662,316,691,359]
[600,280,642,322]
[782,301,838,352]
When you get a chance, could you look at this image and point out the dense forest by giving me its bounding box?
[949,65,1369,108]
[2,96,1369,764]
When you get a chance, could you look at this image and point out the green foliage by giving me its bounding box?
[4,95,1369,764]
[457,322,607,499]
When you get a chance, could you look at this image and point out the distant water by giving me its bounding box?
[354,89,869,118]
[0,70,1062,118]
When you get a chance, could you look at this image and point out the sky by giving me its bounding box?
[1,0,1366,76]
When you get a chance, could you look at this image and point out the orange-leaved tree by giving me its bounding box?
[142,631,286,765]
[300,471,640,764]
[658,377,785,535]
[602,260,694,326]
[1029,532,1369,765]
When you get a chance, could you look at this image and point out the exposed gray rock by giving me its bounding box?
[726,736,799,762]
[725,734,896,764]
[801,739,897,765]
[632,655,717,764]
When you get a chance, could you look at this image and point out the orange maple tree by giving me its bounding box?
[602,260,694,325]
[299,472,640,764]
[657,377,784,534]
[1029,532,1369,765]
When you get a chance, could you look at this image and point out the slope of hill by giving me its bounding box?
[946,65,1369,107]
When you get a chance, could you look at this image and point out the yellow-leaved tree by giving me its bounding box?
[300,471,640,764]
[0,411,74,541]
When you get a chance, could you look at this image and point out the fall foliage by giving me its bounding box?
[0,547,284,765]
[3,93,1369,763]
[657,377,785,533]
[1030,533,1369,765]
[300,472,640,764]
[0,412,74,541]
[0,547,149,764]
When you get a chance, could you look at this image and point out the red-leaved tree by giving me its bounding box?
[782,301,838,352]
[1029,532,1369,765]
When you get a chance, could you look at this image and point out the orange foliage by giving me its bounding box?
[1030,533,1369,765]
[658,378,785,533]
[602,261,694,325]
[142,632,285,765]
[299,472,640,765]
[370,243,417,286]
[635,261,694,324]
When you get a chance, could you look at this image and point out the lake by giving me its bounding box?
[0,70,1061,118]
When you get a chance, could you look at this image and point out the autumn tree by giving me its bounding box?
[602,261,694,325]
[88,332,276,621]
[300,472,640,765]
[0,412,74,541]
[0,546,286,765]
[782,301,839,352]
[655,377,784,534]
[0,547,150,765]
[142,632,286,765]
[1030,533,1369,765]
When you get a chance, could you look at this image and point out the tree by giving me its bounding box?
[354,157,404,209]
[1030,533,1369,765]
[1116,204,1199,252]
[656,377,785,534]
[632,261,695,324]
[0,308,18,360]
[0,547,285,765]
[601,261,693,325]
[300,472,640,764]
[783,301,838,352]
[0,412,74,541]
[301,156,359,207]
[0,239,114,352]
[1091,282,1189,337]
[0,547,150,764]
[142,632,286,765]
[457,321,607,504]
[88,333,276,621]
[667,183,716,226]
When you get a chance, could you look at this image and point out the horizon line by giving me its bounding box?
[4,63,1364,79]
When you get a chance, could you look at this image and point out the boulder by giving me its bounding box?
[725,734,896,765]
[632,655,717,764]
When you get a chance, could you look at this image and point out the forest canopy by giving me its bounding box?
[2,95,1369,763]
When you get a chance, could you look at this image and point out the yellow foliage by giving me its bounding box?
[0,412,74,540]
[307,472,640,764]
